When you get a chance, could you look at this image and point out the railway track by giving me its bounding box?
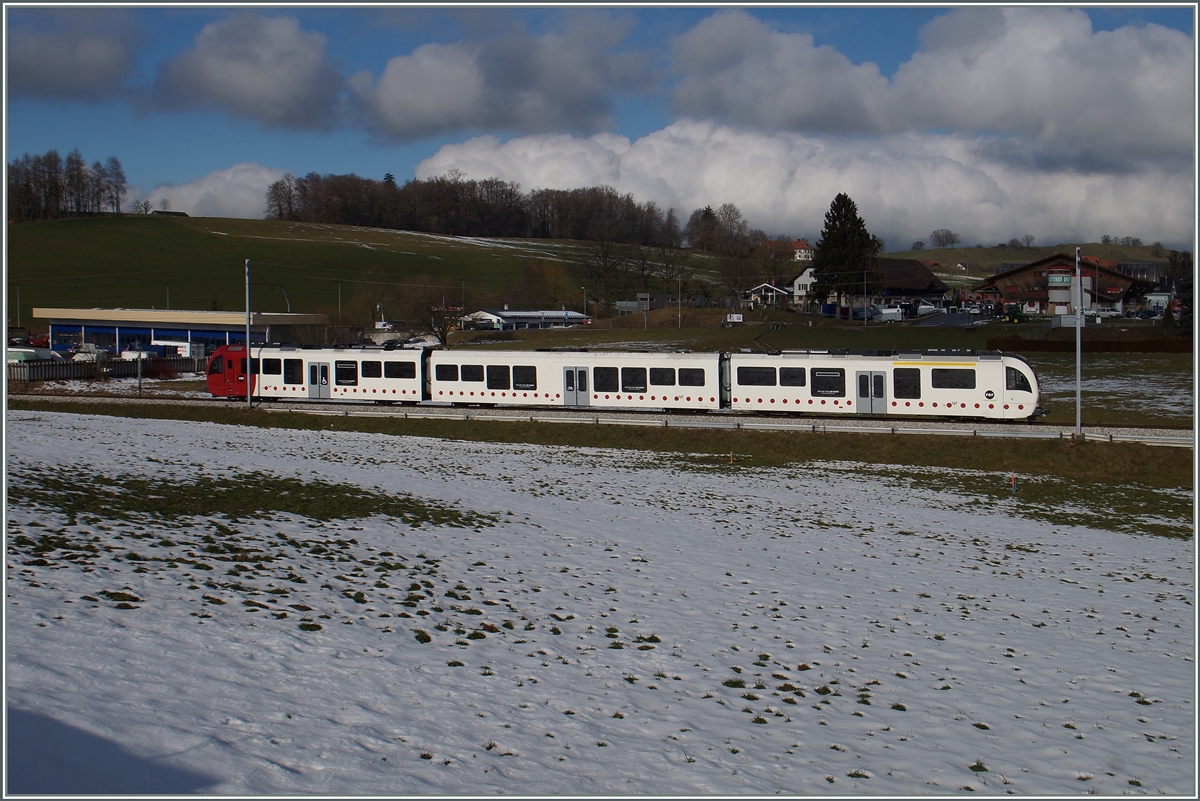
[10,391,1194,448]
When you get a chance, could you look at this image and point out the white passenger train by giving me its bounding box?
[207,344,1043,420]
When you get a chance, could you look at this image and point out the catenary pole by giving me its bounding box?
[246,258,252,411]
[1080,245,1089,438]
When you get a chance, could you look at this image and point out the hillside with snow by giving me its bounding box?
[5,410,1194,795]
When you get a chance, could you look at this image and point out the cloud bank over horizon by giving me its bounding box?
[417,121,1195,251]
[137,163,287,220]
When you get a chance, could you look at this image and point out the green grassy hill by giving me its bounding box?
[5,216,612,327]
[6,215,1169,332]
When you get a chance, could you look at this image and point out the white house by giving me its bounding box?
[788,267,817,305]
[792,238,815,261]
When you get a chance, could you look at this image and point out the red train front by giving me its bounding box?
[205,345,256,399]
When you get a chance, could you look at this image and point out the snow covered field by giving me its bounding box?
[5,410,1195,795]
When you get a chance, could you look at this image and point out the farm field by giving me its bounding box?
[6,410,1194,795]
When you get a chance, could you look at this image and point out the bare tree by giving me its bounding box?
[929,229,961,249]
[105,157,126,214]
[1021,234,1035,248]
[265,173,299,219]
[131,199,153,214]
[911,240,924,251]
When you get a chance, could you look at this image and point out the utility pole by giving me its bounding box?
[1075,247,1082,437]
[245,258,252,411]
[678,276,682,329]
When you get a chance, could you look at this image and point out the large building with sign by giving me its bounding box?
[971,253,1154,316]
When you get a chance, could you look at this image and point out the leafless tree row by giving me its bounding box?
[7,149,126,222]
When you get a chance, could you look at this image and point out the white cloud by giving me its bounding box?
[351,43,486,138]
[670,10,890,133]
[154,13,343,129]
[351,14,651,140]
[138,163,286,219]
[416,120,1196,250]
[670,8,1194,165]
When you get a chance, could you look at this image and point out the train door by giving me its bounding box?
[855,371,886,414]
[563,366,589,406]
[308,362,330,399]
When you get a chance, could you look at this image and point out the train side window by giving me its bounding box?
[513,366,537,390]
[931,368,976,389]
[1005,366,1032,393]
[649,368,675,386]
[283,359,303,384]
[893,368,920,399]
[810,368,846,397]
[435,364,458,382]
[262,358,282,375]
[737,366,776,386]
[594,367,618,392]
[779,367,806,387]
[335,361,358,386]
[679,368,705,387]
[461,364,484,382]
[486,365,510,390]
[361,361,382,379]
[621,367,647,393]
[384,361,416,379]
[208,357,223,375]
[249,359,259,375]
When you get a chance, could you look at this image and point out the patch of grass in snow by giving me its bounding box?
[847,463,1192,539]
[8,466,494,529]
[12,397,1190,491]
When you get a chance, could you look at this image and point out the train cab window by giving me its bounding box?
[893,368,921,399]
[593,367,618,392]
[621,367,647,393]
[931,368,976,389]
[737,366,776,386]
[513,366,537,390]
[335,361,358,386]
[649,368,675,386]
[262,358,282,375]
[779,367,806,387]
[208,357,223,375]
[810,368,846,397]
[283,359,304,384]
[384,361,416,379]
[361,361,382,379]
[486,365,510,390]
[461,364,484,382]
[679,368,705,387]
[435,364,458,382]
[1005,366,1032,393]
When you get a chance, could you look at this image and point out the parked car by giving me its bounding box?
[916,303,938,316]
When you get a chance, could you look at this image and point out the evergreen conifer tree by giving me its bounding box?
[811,194,880,308]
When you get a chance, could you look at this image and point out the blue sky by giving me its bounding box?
[5,4,1196,249]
